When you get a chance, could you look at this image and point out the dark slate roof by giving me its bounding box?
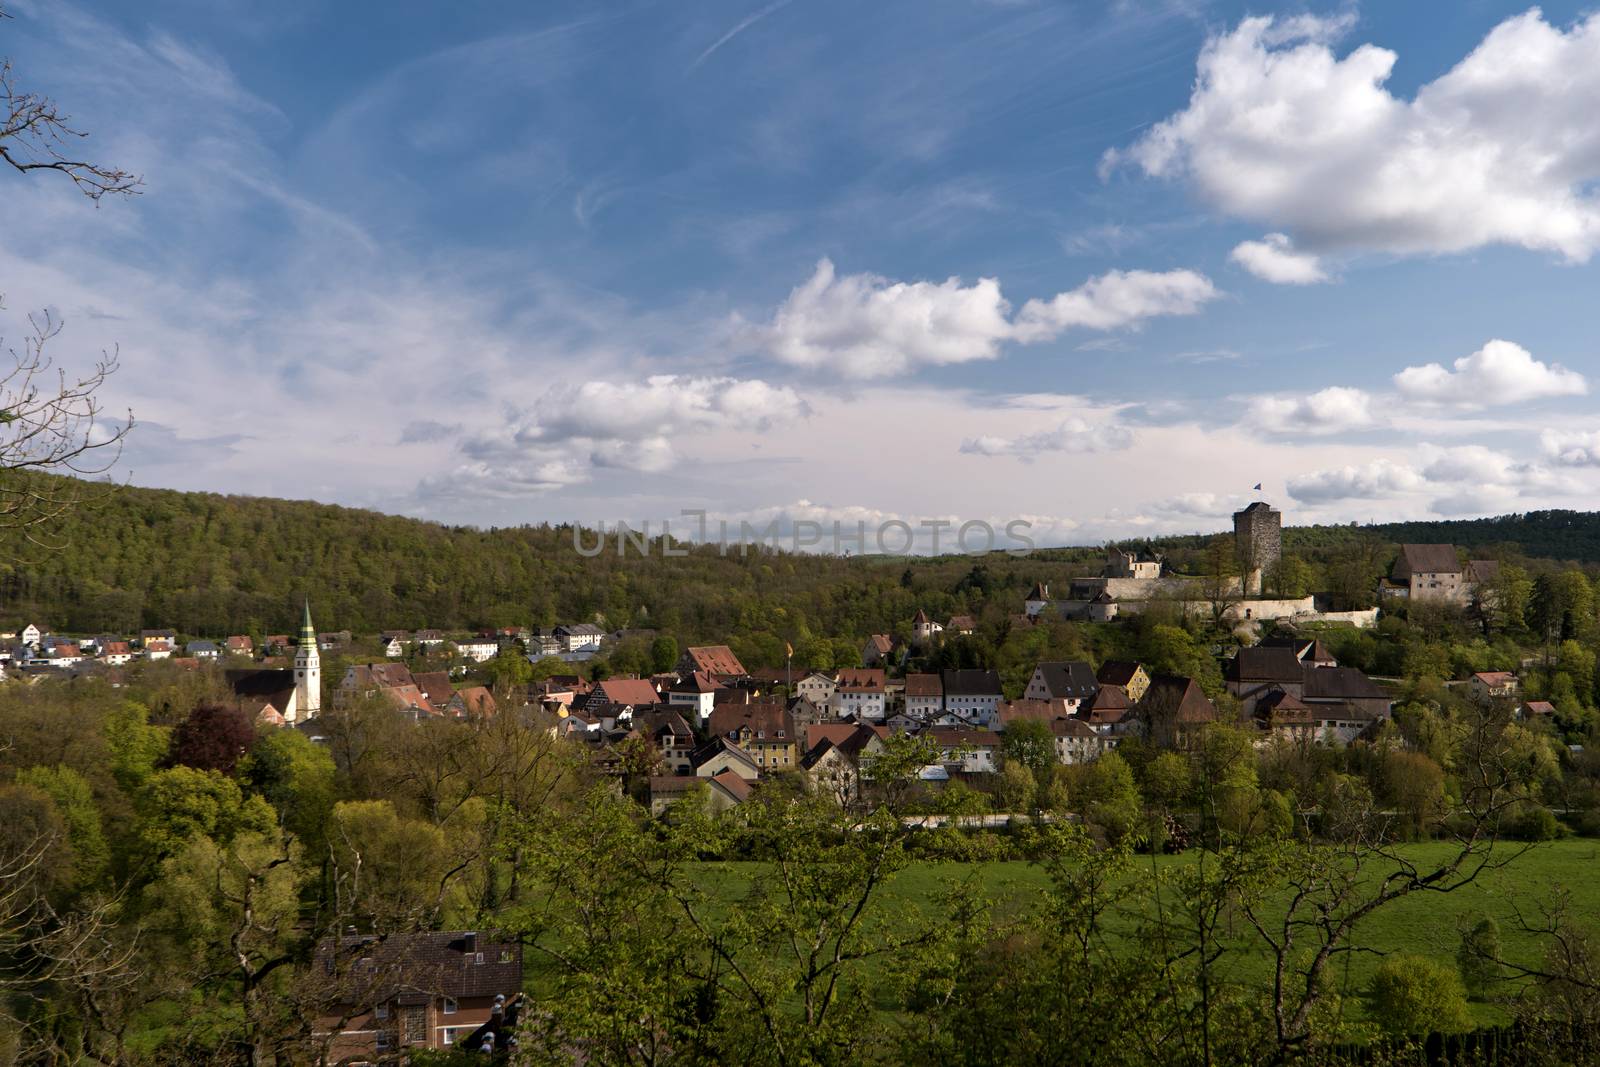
[942,668,1004,697]
[227,668,296,698]
[1301,666,1389,701]
[314,931,522,1002]
[1396,544,1462,578]
[1096,660,1144,687]
[1031,661,1098,699]
[1136,674,1218,724]
[1226,646,1305,684]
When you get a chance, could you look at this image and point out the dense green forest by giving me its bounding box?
[5,475,1600,642]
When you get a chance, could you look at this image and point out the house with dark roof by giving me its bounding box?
[708,702,796,772]
[411,670,455,711]
[668,670,722,724]
[311,930,522,1059]
[1135,675,1218,748]
[1384,544,1497,604]
[942,669,1004,727]
[1024,582,1051,618]
[227,668,301,724]
[945,614,976,635]
[928,727,1001,773]
[1095,660,1150,701]
[1023,661,1099,709]
[638,708,696,774]
[1078,685,1134,734]
[1225,646,1308,713]
[557,623,606,654]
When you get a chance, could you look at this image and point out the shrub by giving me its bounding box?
[1369,955,1471,1037]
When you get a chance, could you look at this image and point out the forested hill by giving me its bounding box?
[1,476,1597,640]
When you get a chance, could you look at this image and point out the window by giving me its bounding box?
[442,997,457,1015]
[474,952,485,965]
[441,1027,469,1046]
[499,949,514,963]
[374,1003,389,1021]
[376,1032,393,1052]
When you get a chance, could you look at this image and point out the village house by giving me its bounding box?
[708,702,797,772]
[1104,544,1163,580]
[945,614,976,636]
[861,634,895,668]
[456,637,499,663]
[1052,716,1112,764]
[911,609,943,644]
[225,635,254,656]
[668,671,722,724]
[638,708,696,775]
[44,642,83,668]
[1096,660,1151,701]
[833,668,887,722]
[903,673,944,722]
[1135,675,1219,748]
[413,629,446,648]
[1023,661,1100,710]
[1470,671,1519,703]
[446,687,496,719]
[679,644,747,677]
[929,728,1000,774]
[185,640,220,661]
[20,623,42,648]
[1078,685,1134,735]
[99,640,133,666]
[143,640,173,661]
[311,930,522,1059]
[379,632,409,658]
[795,669,839,706]
[1300,667,1393,722]
[649,770,750,817]
[584,677,661,715]
[801,722,887,804]
[138,628,173,649]
[1382,544,1499,604]
[1519,700,1556,721]
[691,736,763,781]
[557,623,606,654]
[941,669,1004,727]
[1225,646,1308,715]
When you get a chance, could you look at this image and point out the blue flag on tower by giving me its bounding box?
[1252,483,1262,491]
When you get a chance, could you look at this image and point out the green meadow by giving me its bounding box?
[675,838,1600,1026]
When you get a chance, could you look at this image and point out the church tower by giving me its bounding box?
[294,599,321,720]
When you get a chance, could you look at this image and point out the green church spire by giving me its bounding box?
[298,599,317,649]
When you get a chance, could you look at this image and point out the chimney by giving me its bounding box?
[463,931,477,955]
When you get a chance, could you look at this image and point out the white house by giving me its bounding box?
[941,669,1003,728]
[379,633,408,658]
[456,639,499,663]
[929,728,999,773]
[668,671,721,725]
[20,624,41,647]
[903,673,943,722]
[832,669,886,722]
[557,624,605,653]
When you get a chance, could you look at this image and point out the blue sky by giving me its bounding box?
[3,0,1600,547]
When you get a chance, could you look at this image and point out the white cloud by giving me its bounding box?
[959,417,1134,457]
[1108,11,1600,262]
[1542,429,1600,467]
[758,259,1217,378]
[1229,233,1328,284]
[1286,459,1423,504]
[454,375,808,485]
[1254,386,1374,434]
[1394,340,1587,406]
[1011,269,1218,339]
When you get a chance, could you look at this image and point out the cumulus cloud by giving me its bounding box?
[1254,386,1375,434]
[1010,269,1218,339]
[1229,233,1328,284]
[959,417,1134,458]
[759,259,1217,378]
[1394,340,1587,406]
[1108,11,1600,262]
[1287,459,1423,504]
[1542,430,1600,467]
[454,375,808,486]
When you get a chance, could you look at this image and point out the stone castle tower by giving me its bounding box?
[1233,501,1281,597]
[294,599,321,719]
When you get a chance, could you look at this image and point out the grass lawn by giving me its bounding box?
[682,838,1600,1026]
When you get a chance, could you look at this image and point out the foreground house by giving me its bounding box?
[312,931,523,1060]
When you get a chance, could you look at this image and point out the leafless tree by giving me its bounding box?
[0,3,137,553]
[1,6,140,201]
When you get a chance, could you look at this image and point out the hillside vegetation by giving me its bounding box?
[2,475,1597,641]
